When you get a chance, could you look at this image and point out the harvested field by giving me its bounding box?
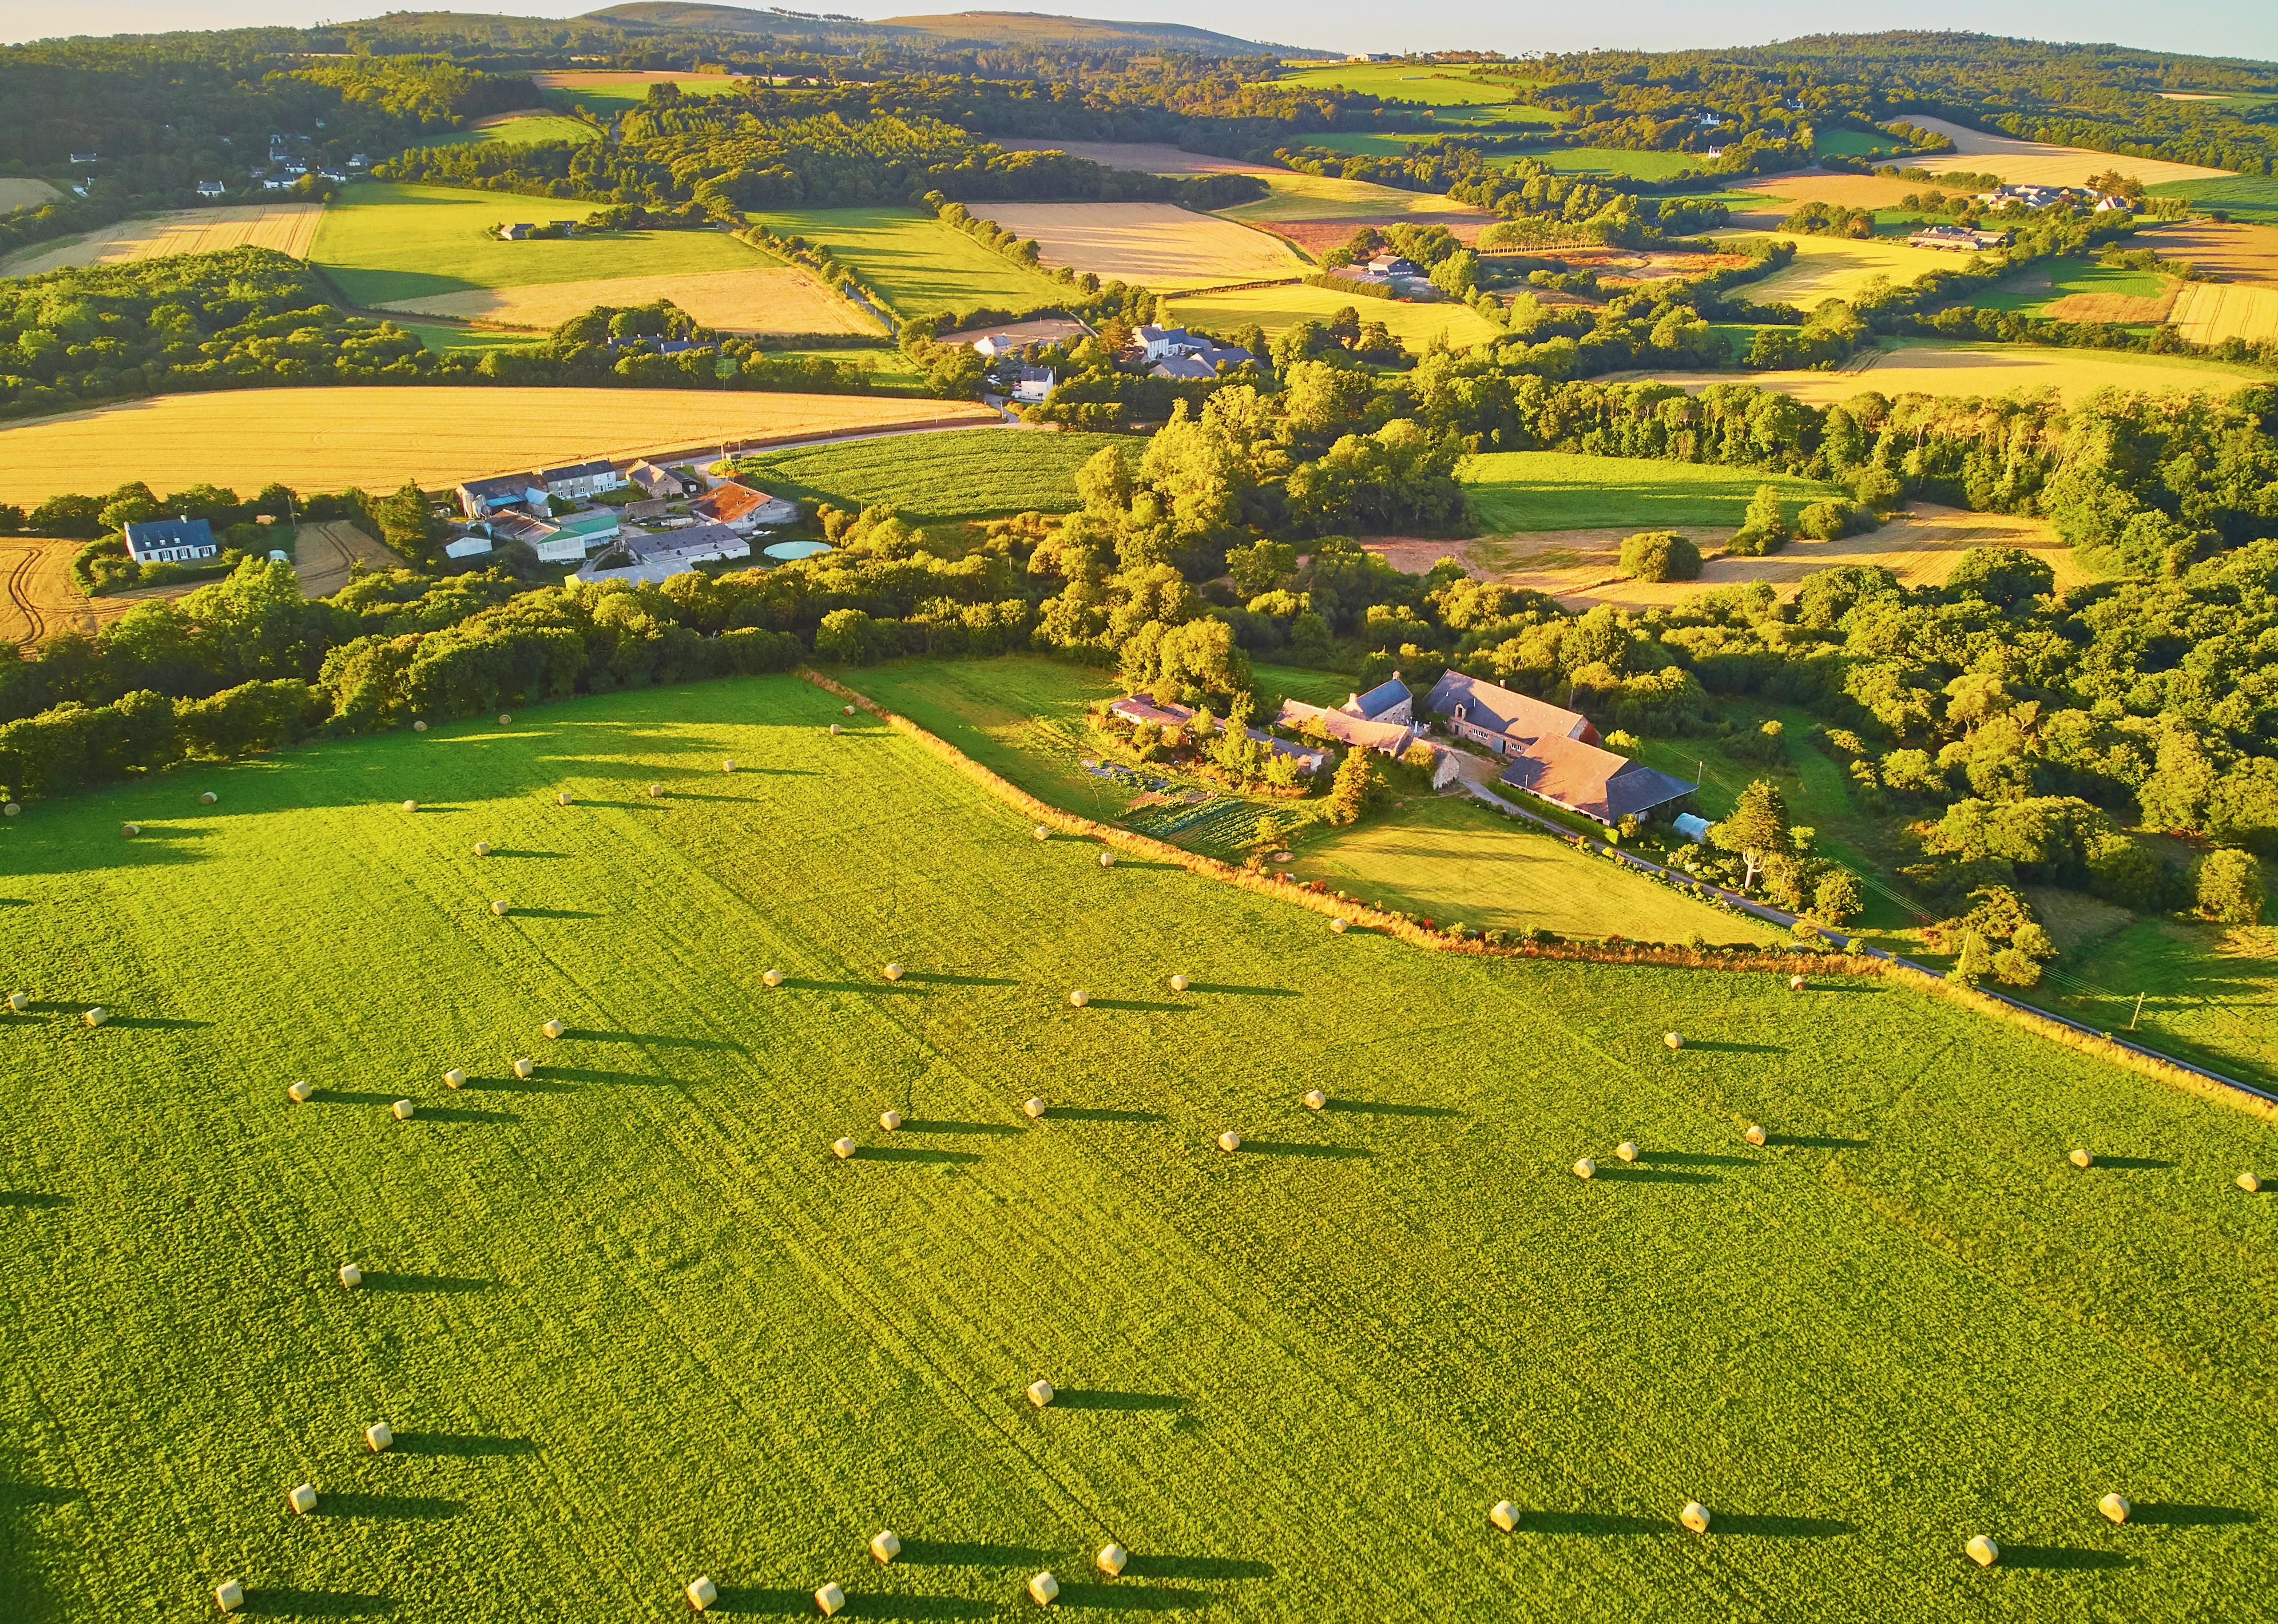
[0,539,93,649]
[1380,503,2100,609]
[1255,213,1502,257]
[1632,339,2270,405]
[1163,281,1503,351]
[993,140,1277,176]
[1,203,323,276]
[529,70,751,88]
[2140,220,2278,288]
[2170,280,2278,347]
[746,204,1067,317]
[1900,116,2230,188]
[1731,230,1969,305]
[0,178,62,212]
[967,202,1304,290]
[1216,171,1487,225]
[2043,288,2178,323]
[0,388,999,507]
[1722,171,1922,229]
[377,266,879,334]
[292,519,402,598]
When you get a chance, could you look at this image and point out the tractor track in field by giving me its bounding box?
[5,547,46,649]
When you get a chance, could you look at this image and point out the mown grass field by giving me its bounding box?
[310,184,766,307]
[1495,147,1705,181]
[2145,173,2278,224]
[733,429,1125,525]
[1638,339,2270,407]
[4,673,2278,1622]
[1164,282,1503,350]
[745,205,1069,318]
[382,267,878,336]
[0,391,999,507]
[415,113,598,148]
[1735,231,1974,306]
[531,72,753,117]
[1974,257,2177,320]
[1214,172,1491,225]
[1459,451,1837,533]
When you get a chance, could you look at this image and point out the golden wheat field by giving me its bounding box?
[0,388,1001,505]
[1638,339,2267,404]
[1900,116,2230,187]
[1162,281,1504,350]
[1723,172,1923,229]
[1732,230,1967,305]
[2044,288,2178,323]
[1215,171,1487,224]
[2169,281,2278,346]
[2141,220,2278,288]
[969,202,1305,290]
[1,203,325,276]
[289,519,404,598]
[376,266,880,333]
[0,178,62,213]
[994,140,1277,176]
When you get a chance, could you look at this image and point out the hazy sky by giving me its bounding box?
[5,1,2275,61]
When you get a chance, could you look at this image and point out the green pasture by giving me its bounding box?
[1459,451,1839,532]
[1813,129,1908,160]
[309,183,767,306]
[2144,173,2278,224]
[2021,910,2278,1094]
[1497,147,1705,181]
[840,656,1126,820]
[391,319,544,356]
[4,673,2278,1622]
[1972,257,2176,317]
[745,205,1069,319]
[539,76,751,117]
[414,114,597,148]
[733,428,1128,525]
[1272,62,1530,107]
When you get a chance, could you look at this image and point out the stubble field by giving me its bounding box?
[1,204,325,276]
[1896,117,2231,188]
[1161,282,1503,350]
[1635,340,2269,406]
[2,674,2276,1623]
[966,203,1304,290]
[376,267,878,335]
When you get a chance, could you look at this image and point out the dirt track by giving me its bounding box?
[293,521,402,598]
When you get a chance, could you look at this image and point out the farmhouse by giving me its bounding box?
[1496,734,1696,825]
[122,517,219,565]
[1149,342,1252,382]
[570,523,751,586]
[195,181,226,198]
[692,480,796,531]
[948,315,1092,358]
[486,510,585,564]
[539,459,623,501]
[1909,223,2014,251]
[1425,670,1600,753]
[626,459,699,500]
[1277,699,1420,757]
[1343,677,1413,725]
[443,533,494,561]
[1013,367,1057,404]
[457,472,548,519]
[499,223,535,240]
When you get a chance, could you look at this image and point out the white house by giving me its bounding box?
[1013,367,1057,404]
[122,517,219,565]
[537,459,622,501]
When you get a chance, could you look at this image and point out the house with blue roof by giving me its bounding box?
[1342,677,1413,725]
[122,517,219,565]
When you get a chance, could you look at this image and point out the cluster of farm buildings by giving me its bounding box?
[946,317,1257,402]
[452,458,801,585]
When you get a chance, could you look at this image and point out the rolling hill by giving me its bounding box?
[581,4,1319,54]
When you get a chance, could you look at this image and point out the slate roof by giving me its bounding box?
[1346,678,1410,720]
[1276,700,1416,756]
[122,517,217,559]
[1424,670,1596,747]
[1497,734,1694,824]
[538,459,616,486]
[459,473,541,505]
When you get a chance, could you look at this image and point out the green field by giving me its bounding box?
[311,183,768,306]
[1460,451,1839,532]
[1973,257,2175,317]
[539,76,752,117]
[1165,282,1505,351]
[1813,129,1910,160]
[735,428,1128,525]
[1497,147,1706,181]
[836,656,1128,819]
[746,205,1069,318]
[392,319,545,356]
[1291,794,1780,943]
[2145,174,2278,223]
[6,672,2278,1621]
[415,114,598,148]
[1273,62,1531,107]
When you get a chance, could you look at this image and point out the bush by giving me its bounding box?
[1796,499,1868,542]
[1617,530,1702,582]
[2197,847,2266,924]
[1725,484,1793,557]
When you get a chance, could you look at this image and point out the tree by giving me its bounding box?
[1252,810,1290,849]
[1228,538,1296,598]
[1947,545,2055,609]
[1812,868,1863,925]
[2197,848,2266,925]
[1710,779,1792,891]
[1949,931,1993,987]
[1325,747,1382,826]
[1727,485,1792,557]
[1617,530,1701,582]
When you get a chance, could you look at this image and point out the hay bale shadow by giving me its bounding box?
[0,1190,71,1208]
[1236,1141,1372,1160]
[1052,1388,1185,1412]
[895,1539,1050,1567]
[241,1589,395,1617]
[1184,983,1300,998]
[1511,1510,1667,1537]
[1592,1166,1720,1184]
[359,1272,495,1295]
[852,1146,983,1165]
[1323,1099,1463,1119]
[390,1432,537,1458]
[309,1492,461,1520]
[1085,999,1192,1013]
[1997,1544,2132,1570]
[903,972,1020,987]
[2132,1503,2256,1527]
[1641,1150,1753,1167]
[1709,1513,1854,1538]
[1049,1107,1165,1123]
[1764,1134,1868,1149]
[1050,1582,1216,1611]
[900,1119,1023,1136]
[1121,1554,1273,1581]
[414,1106,519,1125]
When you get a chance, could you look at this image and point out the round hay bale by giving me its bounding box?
[391,1099,416,1121]
[1616,1142,1639,1164]
[870,1530,901,1564]
[1744,1123,1766,1147]
[6,991,27,1012]
[3,803,18,817]
[1664,1031,1682,1051]
[83,1007,107,1027]
[491,900,511,917]
[1027,1378,1055,1408]
[557,791,573,807]
[412,720,428,733]
[880,1109,902,1132]
[201,791,219,804]
[288,1079,315,1104]
[1490,1500,1521,1534]
[1789,974,1805,992]
[338,1263,362,1289]
[1023,1097,1047,1119]
[2240,1171,2263,1193]
[882,963,904,982]
[400,801,418,813]
[472,841,492,857]
[1096,1543,1128,1578]
[1966,1534,2001,1568]
[121,823,140,838]
[511,1057,533,1079]
[541,1018,565,1040]
[722,759,736,773]
[2069,1147,2094,1170]
[287,1483,318,1516]
[1330,918,1349,935]
[1097,851,1114,869]
[686,1576,718,1612]
[215,1578,245,1613]
[830,724,842,737]
[498,713,511,725]
[1170,974,1189,993]
[443,1068,466,1090]
[1033,825,1050,841]
[1027,1572,1060,1606]
[1573,1158,1596,1180]
[1069,989,1089,1008]
[812,1582,845,1618]
[763,968,783,987]
[843,705,856,717]
[832,1137,856,1161]
[365,1422,393,1453]
[1303,1089,1327,1111]
[1679,1502,1711,1535]
[1217,1130,1243,1153]
[647,783,664,799]
[2098,1492,2130,1525]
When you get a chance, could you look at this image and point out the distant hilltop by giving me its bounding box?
[578,4,1330,55]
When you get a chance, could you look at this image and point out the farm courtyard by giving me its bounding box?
[2,674,2275,1622]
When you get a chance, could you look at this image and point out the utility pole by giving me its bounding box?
[2129,991,2145,1031]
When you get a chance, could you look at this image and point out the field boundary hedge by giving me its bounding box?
[804,665,2278,1124]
